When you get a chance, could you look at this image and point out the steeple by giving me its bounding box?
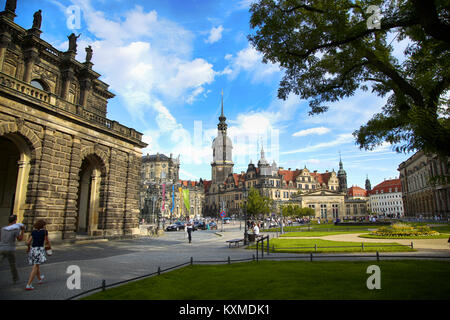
[337,152,347,194]
[365,174,372,192]
[218,89,227,132]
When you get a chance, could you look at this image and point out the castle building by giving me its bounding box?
[0,3,146,239]
[204,98,348,219]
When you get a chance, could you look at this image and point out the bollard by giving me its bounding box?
[191,257,194,266]
[228,256,231,264]
[102,279,106,291]
[158,266,161,275]
[314,244,317,252]
[310,252,313,262]
[411,242,414,249]
[376,251,380,261]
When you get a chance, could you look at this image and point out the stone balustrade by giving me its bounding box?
[0,71,143,142]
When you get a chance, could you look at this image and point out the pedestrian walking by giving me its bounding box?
[25,220,51,290]
[0,215,25,284]
[186,219,193,244]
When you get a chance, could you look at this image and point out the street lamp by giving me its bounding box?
[243,187,249,245]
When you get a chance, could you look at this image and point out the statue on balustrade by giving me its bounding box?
[32,10,42,29]
[5,0,17,12]
[67,33,81,52]
[85,45,93,63]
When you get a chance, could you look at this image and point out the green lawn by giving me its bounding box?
[250,238,414,253]
[281,230,370,237]
[84,260,450,300]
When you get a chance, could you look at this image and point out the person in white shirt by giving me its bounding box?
[253,223,259,236]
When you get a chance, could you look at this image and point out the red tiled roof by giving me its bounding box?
[369,179,401,195]
[278,169,301,183]
[348,186,367,197]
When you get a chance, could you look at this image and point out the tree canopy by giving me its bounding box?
[248,0,450,157]
[244,187,273,217]
[282,203,315,217]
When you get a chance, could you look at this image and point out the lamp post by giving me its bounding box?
[243,188,249,245]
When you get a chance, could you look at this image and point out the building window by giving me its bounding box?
[332,204,339,218]
[320,204,327,219]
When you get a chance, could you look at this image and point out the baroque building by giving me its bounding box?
[140,152,205,222]
[398,150,449,218]
[0,3,147,239]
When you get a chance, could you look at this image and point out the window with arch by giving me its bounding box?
[30,79,49,92]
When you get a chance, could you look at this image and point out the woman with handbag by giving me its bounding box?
[25,220,51,290]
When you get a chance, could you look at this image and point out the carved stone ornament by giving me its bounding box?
[15,117,24,129]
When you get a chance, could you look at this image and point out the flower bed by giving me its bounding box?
[371,223,440,237]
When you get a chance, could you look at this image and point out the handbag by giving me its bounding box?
[45,237,52,256]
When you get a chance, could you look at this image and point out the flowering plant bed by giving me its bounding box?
[370,223,440,237]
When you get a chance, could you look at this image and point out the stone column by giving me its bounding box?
[13,159,31,223]
[62,136,81,240]
[0,32,11,73]
[23,48,39,83]
[61,68,74,100]
[79,78,91,108]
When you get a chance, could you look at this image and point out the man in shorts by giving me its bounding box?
[0,215,25,283]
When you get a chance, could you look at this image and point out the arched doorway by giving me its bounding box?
[76,155,103,235]
[0,135,31,226]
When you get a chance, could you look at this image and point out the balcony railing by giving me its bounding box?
[0,72,143,143]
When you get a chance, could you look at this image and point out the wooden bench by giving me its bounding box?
[226,238,244,248]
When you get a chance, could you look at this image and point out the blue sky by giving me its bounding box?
[14,0,413,188]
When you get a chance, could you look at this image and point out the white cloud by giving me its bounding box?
[205,25,224,44]
[293,127,331,137]
[225,45,281,83]
[68,0,217,114]
[282,134,354,155]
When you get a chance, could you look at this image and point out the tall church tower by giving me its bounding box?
[365,174,372,192]
[211,91,234,185]
[337,153,348,194]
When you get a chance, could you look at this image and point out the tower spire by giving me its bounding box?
[218,89,227,132]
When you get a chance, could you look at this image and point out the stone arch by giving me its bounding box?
[75,148,108,236]
[0,121,41,225]
[80,145,109,175]
[0,121,42,160]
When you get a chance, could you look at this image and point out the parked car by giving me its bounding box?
[223,217,231,224]
[193,221,202,231]
[166,221,185,231]
[208,222,218,230]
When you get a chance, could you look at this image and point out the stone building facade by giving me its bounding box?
[0,3,146,240]
[398,150,449,218]
[140,153,205,221]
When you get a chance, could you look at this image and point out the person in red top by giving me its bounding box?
[25,220,51,290]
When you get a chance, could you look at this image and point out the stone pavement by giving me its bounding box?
[1,224,449,300]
